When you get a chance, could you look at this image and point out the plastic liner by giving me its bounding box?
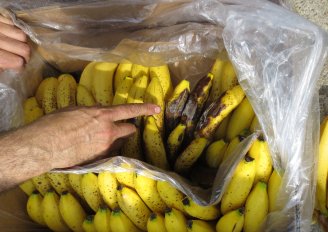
[0,1,327,231]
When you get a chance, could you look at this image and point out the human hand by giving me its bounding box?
[0,15,30,71]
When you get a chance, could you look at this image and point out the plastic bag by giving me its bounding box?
[0,0,327,231]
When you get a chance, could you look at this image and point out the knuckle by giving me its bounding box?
[20,43,30,59]
[12,56,24,68]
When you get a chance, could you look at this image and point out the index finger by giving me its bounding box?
[109,103,161,121]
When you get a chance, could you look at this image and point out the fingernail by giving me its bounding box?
[154,106,161,113]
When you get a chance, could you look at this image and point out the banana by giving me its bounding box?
[250,116,260,133]
[23,97,44,124]
[135,172,167,213]
[181,73,213,142]
[115,163,135,189]
[112,76,134,105]
[220,61,238,94]
[164,207,187,232]
[149,65,173,100]
[226,98,255,141]
[195,85,245,139]
[182,197,219,220]
[205,139,227,168]
[268,169,282,212]
[116,185,151,231]
[41,77,59,114]
[94,205,112,232]
[143,116,170,170]
[147,212,166,232]
[121,127,143,160]
[32,174,52,196]
[92,62,118,106]
[59,191,86,232]
[98,171,118,210]
[248,138,273,183]
[114,59,133,91]
[127,74,149,104]
[35,78,47,106]
[216,208,244,232]
[174,137,208,175]
[213,113,231,140]
[187,220,215,232]
[26,191,46,226]
[42,190,70,232]
[76,84,96,106]
[57,74,77,109]
[109,207,141,232]
[47,173,73,195]
[208,58,226,104]
[317,116,328,215]
[68,173,84,199]
[144,77,165,133]
[167,123,186,164]
[165,80,190,135]
[131,64,149,79]
[83,215,97,232]
[19,179,36,196]
[221,155,256,214]
[244,181,269,232]
[81,173,103,212]
[157,181,185,212]
[222,130,250,161]
[80,61,97,91]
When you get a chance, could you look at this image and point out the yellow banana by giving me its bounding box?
[182,197,219,220]
[216,208,244,232]
[149,65,173,100]
[268,169,282,212]
[174,137,208,175]
[68,173,84,199]
[83,215,97,232]
[220,61,238,94]
[92,62,118,106]
[32,173,52,196]
[121,127,143,160]
[42,190,70,232]
[26,191,46,226]
[131,64,149,79]
[195,85,245,139]
[244,181,269,232]
[205,139,227,168]
[165,79,190,135]
[98,171,118,210]
[127,74,149,104]
[187,220,215,232]
[76,84,96,106]
[80,61,97,91]
[116,185,151,231]
[46,173,73,195]
[41,77,59,114]
[135,172,167,213]
[226,98,255,141]
[23,97,44,124]
[115,163,135,189]
[213,113,231,140]
[114,59,133,91]
[57,74,77,109]
[147,212,166,232]
[250,116,260,133]
[112,76,134,105]
[167,123,186,164]
[35,78,47,106]
[221,155,256,214]
[81,173,103,212]
[59,191,86,232]
[109,207,141,232]
[19,179,36,196]
[94,205,112,232]
[157,181,185,212]
[164,207,187,232]
[208,57,226,103]
[248,138,273,183]
[143,116,169,170]
[222,130,250,161]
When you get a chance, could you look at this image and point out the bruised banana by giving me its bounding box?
[164,207,187,232]
[165,79,190,136]
[143,116,169,170]
[92,62,118,106]
[81,173,103,212]
[80,61,97,91]
[216,208,244,232]
[167,123,186,164]
[268,169,282,212]
[187,220,215,232]
[94,205,112,232]
[135,172,167,213]
[68,173,84,199]
[76,84,96,106]
[147,212,166,232]
[127,74,149,104]
[244,181,269,232]
[40,77,59,114]
[59,191,86,232]
[19,179,36,196]
[116,185,151,231]
[112,76,134,105]
[114,59,132,91]
[131,64,149,79]
[213,113,231,140]
[109,207,141,232]
[220,61,238,94]
[207,57,225,104]
[32,174,52,196]
[182,197,219,220]
[57,74,77,109]
[23,97,44,124]
[115,163,135,189]
[205,139,227,168]
[226,97,255,141]
[222,129,250,161]
[46,173,73,195]
[82,215,97,232]
[26,191,46,226]
[42,190,70,232]
[221,155,256,214]
[195,85,245,139]
[157,180,185,212]
[98,171,118,210]
[174,137,208,175]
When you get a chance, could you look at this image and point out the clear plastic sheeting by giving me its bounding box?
[0,1,327,231]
